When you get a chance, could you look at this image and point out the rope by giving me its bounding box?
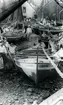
[42,46,63,78]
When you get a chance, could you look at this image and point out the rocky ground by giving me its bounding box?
[0,68,63,105]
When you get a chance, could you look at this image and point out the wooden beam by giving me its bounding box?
[39,88,63,105]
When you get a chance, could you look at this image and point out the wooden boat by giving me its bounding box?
[32,24,63,35]
[14,45,57,84]
[50,29,63,34]
[3,30,25,42]
[39,25,63,34]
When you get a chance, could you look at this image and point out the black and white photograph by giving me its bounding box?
[0,0,63,105]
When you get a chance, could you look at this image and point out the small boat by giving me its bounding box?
[32,24,63,35]
[3,30,25,42]
[39,25,63,34]
[14,45,56,84]
[50,29,63,34]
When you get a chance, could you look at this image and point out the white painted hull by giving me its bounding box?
[15,55,55,83]
[14,44,56,83]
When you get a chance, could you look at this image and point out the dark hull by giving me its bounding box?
[0,53,14,70]
[6,35,23,42]
[32,25,63,35]
[3,31,26,42]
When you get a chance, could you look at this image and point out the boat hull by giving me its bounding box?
[3,31,25,42]
[15,56,56,84]
[0,53,14,70]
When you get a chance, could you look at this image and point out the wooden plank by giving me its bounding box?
[39,88,63,105]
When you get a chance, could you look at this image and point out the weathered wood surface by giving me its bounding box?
[39,88,63,105]
[14,45,56,84]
